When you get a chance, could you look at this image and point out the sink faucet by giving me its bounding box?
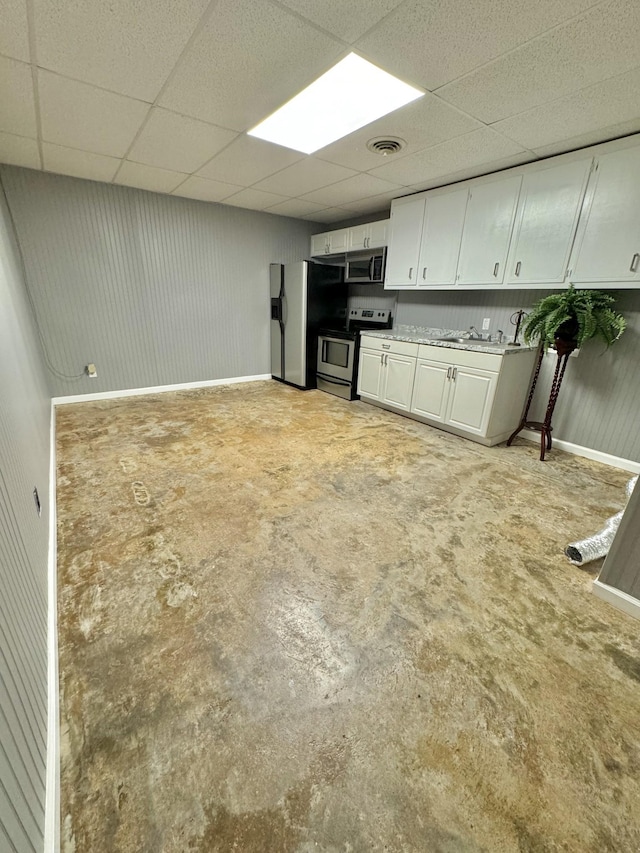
[469,325,482,340]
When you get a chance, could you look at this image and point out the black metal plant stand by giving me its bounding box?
[507,339,577,461]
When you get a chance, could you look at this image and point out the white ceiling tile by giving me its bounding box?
[38,70,149,157]
[0,0,30,61]
[222,188,290,211]
[368,128,526,184]
[158,0,344,131]
[42,143,120,181]
[301,207,352,223]
[407,153,537,193]
[277,0,404,44]
[532,123,640,159]
[492,67,640,152]
[0,57,37,138]
[355,0,597,90]
[340,192,395,214]
[253,158,357,196]
[197,135,303,185]
[264,198,328,218]
[299,173,403,206]
[33,0,210,102]
[115,161,187,194]
[172,176,244,203]
[315,94,482,172]
[128,108,237,174]
[436,0,640,123]
[0,131,40,169]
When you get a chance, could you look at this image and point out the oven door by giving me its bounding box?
[317,334,355,383]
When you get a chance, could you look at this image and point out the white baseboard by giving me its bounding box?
[593,579,640,621]
[45,404,60,852]
[520,428,640,474]
[52,373,272,406]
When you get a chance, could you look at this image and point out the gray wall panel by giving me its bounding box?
[0,183,50,852]
[395,289,640,462]
[0,167,319,397]
[599,480,640,597]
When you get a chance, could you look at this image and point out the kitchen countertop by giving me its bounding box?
[362,325,538,356]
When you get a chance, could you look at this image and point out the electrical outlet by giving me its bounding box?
[86,363,97,378]
[482,318,491,331]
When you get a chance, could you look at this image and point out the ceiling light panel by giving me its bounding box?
[248,53,424,154]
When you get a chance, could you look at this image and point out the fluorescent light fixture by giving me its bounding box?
[248,53,424,154]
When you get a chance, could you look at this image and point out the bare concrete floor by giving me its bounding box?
[56,381,640,852]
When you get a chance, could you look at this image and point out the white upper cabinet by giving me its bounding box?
[506,159,592,285]
[385,197,425,288]
[367,219,388,249]
[457,175,522,285]
[311,220,389,256]
[570,147,640,283]
[310,232,330,256]
[418,189,468,286]
[347,219,388,251]
[328,228,349,254]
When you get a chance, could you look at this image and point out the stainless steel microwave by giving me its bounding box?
[344,248,386,284]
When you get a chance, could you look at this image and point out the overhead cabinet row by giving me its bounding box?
[310,219,389,256]
[386,144,640,289]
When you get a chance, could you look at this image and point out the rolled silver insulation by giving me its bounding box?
[565,476,638,565]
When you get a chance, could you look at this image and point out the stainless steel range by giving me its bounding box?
[316,308,392,400]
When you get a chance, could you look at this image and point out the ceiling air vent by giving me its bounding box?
[366,137,406,156]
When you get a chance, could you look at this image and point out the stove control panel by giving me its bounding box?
[348,308,392,325]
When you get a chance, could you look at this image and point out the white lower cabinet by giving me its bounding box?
[357,338,417,411]
[358,336,537,446]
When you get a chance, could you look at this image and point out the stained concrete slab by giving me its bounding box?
[56,381,640,852]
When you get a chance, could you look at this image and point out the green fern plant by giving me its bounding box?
[523,286,626,349]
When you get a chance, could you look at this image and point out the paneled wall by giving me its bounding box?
[0,167,318,398]
[395,289,640,463]
[0,183,51,852]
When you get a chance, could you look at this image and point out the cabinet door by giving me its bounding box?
[310,232,329,256]
[367,219,388,248]
[418,189,468,286]
[570,147,640,282]
[328,228,349,253]
[411,359,451,421]
[385,198,425,288]
[507,159,591,284]
[382,354,416,411]
[357,349,384,399]
[446,366,497,435]
[457,176,522,285]
[349,224,368,251]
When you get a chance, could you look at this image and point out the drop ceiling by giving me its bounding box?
[1,0,640,224]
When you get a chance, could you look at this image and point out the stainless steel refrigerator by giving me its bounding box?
[270,261,345,390]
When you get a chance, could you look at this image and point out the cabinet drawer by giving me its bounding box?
[417,343,502,372]
[360,336,419,357]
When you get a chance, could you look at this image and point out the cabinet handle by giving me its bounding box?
[515,261,521,277]
[631,253,640,273]
[493,262,499,277]
[380,353,384,365]
[422,267,427,280]
[408,267,413,279]
[447,366,451,380]
[365,237,370,248]
[381,343,390,349]
[452,367,457,381]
